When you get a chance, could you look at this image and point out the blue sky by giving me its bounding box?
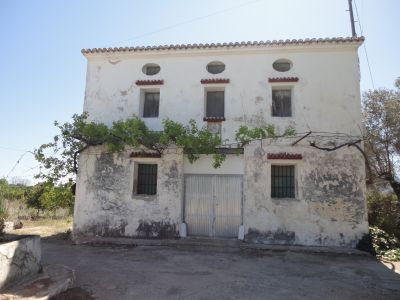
[0,0,399,184]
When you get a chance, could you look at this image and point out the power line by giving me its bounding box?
[108,0,265,47]
[354,0,375,89]
[5,151,35,179]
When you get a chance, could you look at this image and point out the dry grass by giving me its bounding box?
[6,217,73,238]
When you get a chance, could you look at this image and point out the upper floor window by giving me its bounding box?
[143,92,160,117]
[272,59,292,72]
[206,61,225,74]
[142,63,160,76]
[206,91,224,118]
[272,89,292,117]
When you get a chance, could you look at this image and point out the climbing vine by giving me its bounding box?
[35,113,295,183]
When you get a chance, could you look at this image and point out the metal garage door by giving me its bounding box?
[184,175,243,238]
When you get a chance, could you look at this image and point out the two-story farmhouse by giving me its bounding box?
[74,37,369,247]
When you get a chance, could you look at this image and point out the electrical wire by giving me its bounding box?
[354,0,375,89]
[5,151,35,179]
[108,0,265,46]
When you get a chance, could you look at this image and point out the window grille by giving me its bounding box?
[271,165,295,198]
[272,89,292,117]
[137,164,157,195]
[143,92,160,117]
[206,91,224,118]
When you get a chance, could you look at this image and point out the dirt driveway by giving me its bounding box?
[41,240,400,300]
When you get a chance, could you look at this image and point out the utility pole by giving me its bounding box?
[348,0,357,37]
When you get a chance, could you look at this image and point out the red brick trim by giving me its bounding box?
[136,80,164,86]
[267,153,302,160]
[130,151,161,158]
[201,78,230,84]
[203,116,226,122]
[268,77,299,83]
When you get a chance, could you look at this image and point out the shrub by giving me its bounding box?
[358,227,400,261]
[367,190,400,239]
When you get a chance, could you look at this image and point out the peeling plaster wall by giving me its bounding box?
[243,139,368,247]
[76,43,368,247]
[73,145,184,239]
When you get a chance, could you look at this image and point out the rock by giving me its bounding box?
[13,220,23,230]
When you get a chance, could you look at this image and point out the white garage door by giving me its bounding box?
[184,174,243,238]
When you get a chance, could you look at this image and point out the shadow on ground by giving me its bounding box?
[50,287,94,300]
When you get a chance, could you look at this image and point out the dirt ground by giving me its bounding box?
[39,240,400,300]
[6,222,400,299]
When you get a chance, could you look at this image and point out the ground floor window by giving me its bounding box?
[137,164,158,195]
[271,165,295,198]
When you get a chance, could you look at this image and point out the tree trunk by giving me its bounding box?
[390,181,400,202]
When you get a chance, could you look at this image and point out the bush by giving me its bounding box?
[367,190,400,239]
[357,191,400,261]
[357,227,400,261]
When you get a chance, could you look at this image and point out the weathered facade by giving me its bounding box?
[74,37,369,247]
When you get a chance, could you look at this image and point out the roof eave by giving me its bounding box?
[81,36,365,57]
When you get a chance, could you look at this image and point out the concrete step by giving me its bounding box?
[0,265,75,300]
[75,236,370,256]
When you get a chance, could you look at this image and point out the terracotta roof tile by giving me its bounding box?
[267,153,303,160]
[136,80,164,86]
[203,116,226,122]
[268,77,299,83]
[130,151,161,158]
[201,78,230,84]
[82,37,364,55]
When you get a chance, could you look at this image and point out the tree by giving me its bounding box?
[363,77,400,201]
[24,183,46,217]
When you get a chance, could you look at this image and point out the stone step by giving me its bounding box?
[0,265,75,300]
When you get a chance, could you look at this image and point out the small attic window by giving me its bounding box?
[272,59,292,72]
[207,61,225,74]
[142,63,160,76]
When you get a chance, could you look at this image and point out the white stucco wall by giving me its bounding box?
[74,40,368,247]
[83,43,362,141]
[183,154,244,175]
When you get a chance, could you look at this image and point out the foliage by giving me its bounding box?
[369,227,400,261]
[235,124,295,146]
[35,113,296,181]
[362,78,400,200]
[367,190,400,239]
[357,190,400,261]
[24,182,74,216]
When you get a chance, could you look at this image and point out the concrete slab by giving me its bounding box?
[41,240,400,300]
[74,236,369,256]
[1,265,75,300]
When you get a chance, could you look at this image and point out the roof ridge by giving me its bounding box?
[82,36,364,55]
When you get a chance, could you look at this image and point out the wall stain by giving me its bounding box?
[246,228,295,245]
[136,220,177,239]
